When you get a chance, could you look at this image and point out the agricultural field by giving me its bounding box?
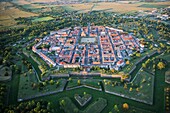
[0,2,38,28]
[92,2,170,13]
[12,0,57,5]
[62,3,94,13]
[61,2,170,13]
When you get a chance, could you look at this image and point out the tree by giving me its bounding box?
[157,62,165,70]
[126,61,130,65]
[50,64,53,68]
[42,82,47,86]
[124,84,127,89]
[59,100,65,107]
[73,108,79,113]
[122,103,129,110]
[142,63,146,68]
[83,92,86,95]
[77,79,81,85]
[56,81,60,87]
[129,87,133,92]
[160,43,165,48]
[49,80,54,85]
[68,77,72,82]
[114,105,119,112]
[136,53,141,57]
[136,88,139,92]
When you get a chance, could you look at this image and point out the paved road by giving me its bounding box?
[106,28,118,61]
[69,29,82,63]
[84,44,88,65]
[96,28,103,64]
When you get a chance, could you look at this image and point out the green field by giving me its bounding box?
[139,4,169,8]
[66,78,101,90]
[32,17,54,22]
[103,69,154,105]
[122,49,155,74]
[59,97,107,113]
[159,53,170,62]
[61,6,76,12]
[4,62,169,113]
[18,68,67,100]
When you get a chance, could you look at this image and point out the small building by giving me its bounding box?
[117,60,125,67]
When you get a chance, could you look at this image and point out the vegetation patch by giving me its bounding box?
[31,17,54,22]
[0,2,38,27]
[59,97,107,113]
[103,69,154,104]
[18,61,67,100]
[67,78,101,90]
[0,66,12,81]
[159,53,170,62]
[109,104,155,113]
[139,4,169,8]
[84,98,107,113]
[74,93,92,106]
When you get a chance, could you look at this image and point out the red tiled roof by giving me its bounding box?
[117,60,124,65]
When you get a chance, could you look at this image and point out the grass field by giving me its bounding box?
[139,4,170,8]
[122,49,155,74]
[158,53,170,62]
[31,16,54,22]
[18,63,67,100]
[40,63,169,113]
[5,63,169,113]
[67,78,101,90]
[103,69,154,104]
[59,97,107,113]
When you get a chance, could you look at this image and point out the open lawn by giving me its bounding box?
[6,63,168,113]
[67,78,101,90]
[60,97,107,113]
[18,63,67,100]
[158,53,170,62]
[103,69,154,105]
[122,49,155,74]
